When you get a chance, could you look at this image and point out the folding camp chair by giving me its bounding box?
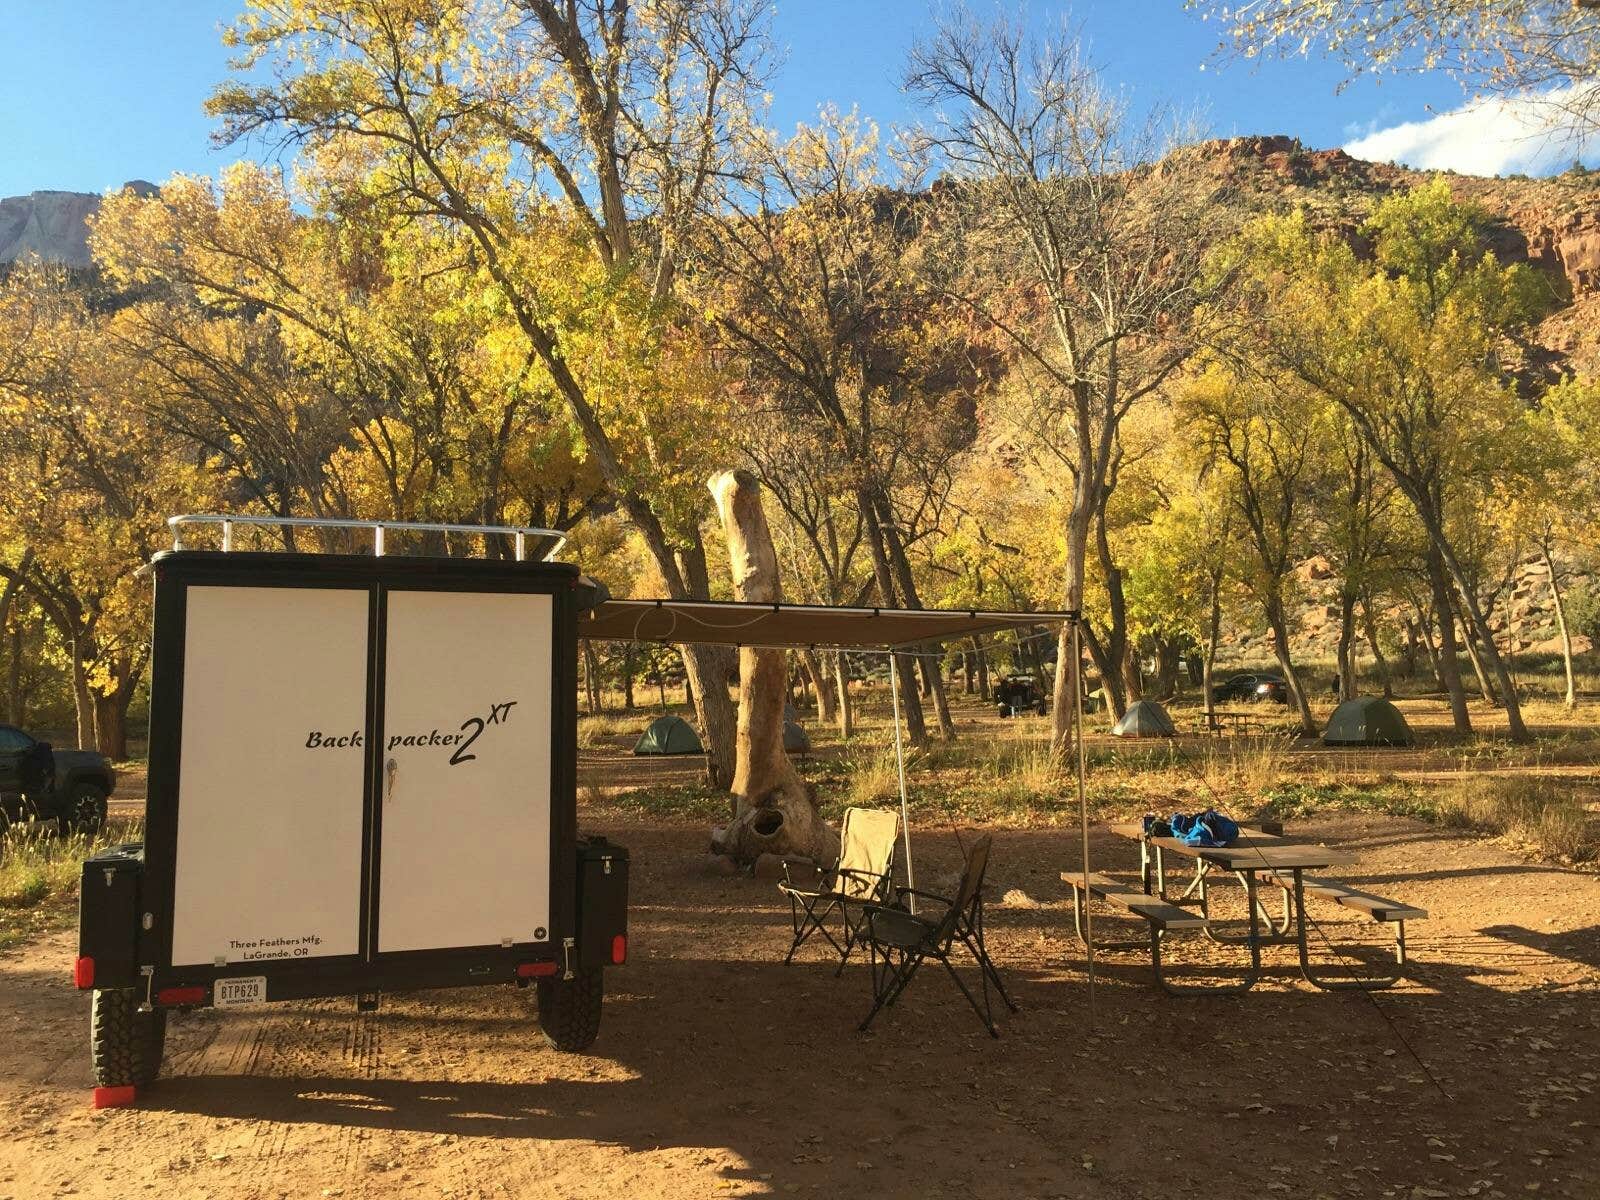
[777,807,899,971]
[857,835,1017,1037]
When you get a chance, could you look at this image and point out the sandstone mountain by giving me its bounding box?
[0,182,156,269]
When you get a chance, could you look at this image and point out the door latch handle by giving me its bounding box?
[385,757,398,803]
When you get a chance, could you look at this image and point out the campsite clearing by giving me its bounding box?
[1,799,1596,1199]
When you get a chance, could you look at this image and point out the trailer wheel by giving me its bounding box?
[91,987,166,1087]
[535,968,603,1052]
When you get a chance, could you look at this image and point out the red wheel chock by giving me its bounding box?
[92,1086,138,1109]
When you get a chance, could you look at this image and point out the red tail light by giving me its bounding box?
[611,934,627,964]
[155,986,207,1006]
[517,961,559,978]
[73,956,95,989]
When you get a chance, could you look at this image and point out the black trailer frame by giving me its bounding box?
[79,527,627,1103]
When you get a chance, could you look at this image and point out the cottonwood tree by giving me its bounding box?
[93,166,601,542]
[691,110,978,742]
[1179,364,1322,736]
[209,0,771,785]
[903,7,1224,750]
[1228,185,1544,740]
[0,261,214,754]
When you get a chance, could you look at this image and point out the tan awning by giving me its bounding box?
[581,599,1071,649]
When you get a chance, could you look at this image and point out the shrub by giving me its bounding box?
[1435,776,1595,862]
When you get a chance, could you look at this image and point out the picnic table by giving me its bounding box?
[1060,822,1426,995]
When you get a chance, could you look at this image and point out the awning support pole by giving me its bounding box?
[1074,616,1095,1016]
[888,649,916,915]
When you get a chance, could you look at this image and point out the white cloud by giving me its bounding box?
[1345,85,1600,177]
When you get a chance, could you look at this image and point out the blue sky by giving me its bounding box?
[0,1,1579,199]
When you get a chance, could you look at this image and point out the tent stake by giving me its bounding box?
[888,649,916,915]
[1074,616,1095,1017]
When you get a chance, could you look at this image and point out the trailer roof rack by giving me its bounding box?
[167,514,568,562]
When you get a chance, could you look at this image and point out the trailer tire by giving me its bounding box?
[91,987,166,1087]
[535,968,603,1052]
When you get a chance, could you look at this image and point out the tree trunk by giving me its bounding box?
[1152,638,1181,700]
[1265,594,1318,736]
[70,637,94,750]
[834,651,854,738]
[582,640,601,715]
[706,470,831,863]
[1336,584,1359,702]
[1543,540,1577,710]
[93,690,128,761]
[1428,549,1472,734]
[859,487,927,744]
[1428,526,1527,740]
[1203,576,1222,726]
[800,648,837,724]
[1361,593,1394,700]
[1460,618,1499,704]
[1122,643,1144,703]
[622,643,636,711]
[973,637,990,700]
[962,650,974,694]
[6,623,21,725]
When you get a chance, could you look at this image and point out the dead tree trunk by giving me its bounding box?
[706,470,833,863]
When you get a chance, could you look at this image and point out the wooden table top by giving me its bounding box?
[1109,823,1353,871]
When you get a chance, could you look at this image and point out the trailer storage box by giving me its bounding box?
[78,520,625,1097]
[77,844,145,992]
[577,837,629,968]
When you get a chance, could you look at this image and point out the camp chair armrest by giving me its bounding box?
[894,886,957,907]
[779,858,826,888]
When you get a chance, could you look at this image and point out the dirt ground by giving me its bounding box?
[3,804,1599,1200]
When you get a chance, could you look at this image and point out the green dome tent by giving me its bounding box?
[783,719,811,754]
[633,714,704,756]
[1324,697,1413,746]
[1111,699,1176,738]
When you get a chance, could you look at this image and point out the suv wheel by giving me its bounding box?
[62,782,107,836]
[91,987,167,1087]
[534,968,604,1052]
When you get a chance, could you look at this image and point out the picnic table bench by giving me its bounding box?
[1062,822,1427,994]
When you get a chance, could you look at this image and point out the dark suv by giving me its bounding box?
[1210,673,1290,705]
[995,675,1048,717]
[0,724,115,834]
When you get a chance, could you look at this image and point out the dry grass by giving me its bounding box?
[0,817,144,949]
[1434,776,1596,863]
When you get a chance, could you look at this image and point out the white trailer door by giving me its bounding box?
[170,585,370,968]
[377,590,553,954]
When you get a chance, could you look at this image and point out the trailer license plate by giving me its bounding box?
[214,976,267,1007]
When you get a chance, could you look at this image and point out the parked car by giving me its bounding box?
[0,724,115,834]
[1210,673,1289,705]
[995,675,1047,717]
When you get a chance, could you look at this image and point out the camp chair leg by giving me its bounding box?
[859,945,921,1032]
[939,957,999,1038]
[1289,873,1404,992]
[1070,886,1152,953]
[960,897,1018,1014]
[784,893,845,966]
